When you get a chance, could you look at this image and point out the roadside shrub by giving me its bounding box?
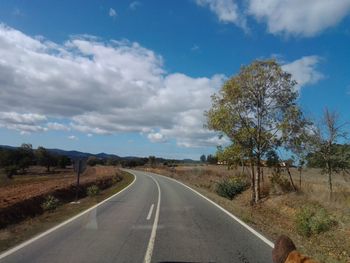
[112,174,122,184]
[295,205,334,237]
[216,177,248,200]
[4,165,18,179]
[41,195,60,211]
[87,185,100,197]
[269,172,292,194]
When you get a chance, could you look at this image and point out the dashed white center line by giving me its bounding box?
[143,174,161,263]
[146,204,154,220]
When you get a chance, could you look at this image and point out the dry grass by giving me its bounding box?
[142,165,350,263]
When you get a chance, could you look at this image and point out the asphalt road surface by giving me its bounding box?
[0,170,273,263]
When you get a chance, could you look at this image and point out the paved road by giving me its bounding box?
[0,170,273,263]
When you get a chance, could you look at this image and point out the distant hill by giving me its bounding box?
[0,145,197,163]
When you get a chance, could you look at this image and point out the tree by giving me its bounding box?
[309,108,348,196]
[87,156,103,166]
[207,154,218,164]
[148,156,156,168]
[207,60,304,203]
[217,144,246,171]
[0,148,18,178]
[36,147,57,172]
[57,155,71,168]
[17,143,34,173]
[200,154,206,163]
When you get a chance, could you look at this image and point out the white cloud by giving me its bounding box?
[195,0,350,37]
[129,1,141,10]
[0,25,324,148]
[68,135,78,140]
[0,112,47,134]
[282,56,324,90]
[47,122,70,131]
[87,133,93,137]
[248,0,350,37]
[109,8,117,18]
[147,132,167,143]
[0,24,225,148]
[195,0,247,29]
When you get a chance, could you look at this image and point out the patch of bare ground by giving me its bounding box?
[141,165,350,263]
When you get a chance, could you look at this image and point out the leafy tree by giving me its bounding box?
[17,143,34,173]
[57,155,71,168]
[206,154,218,165]
[207,60,304,203]
[87,156,103,166]
[0,148,18,178]
[36,147,57,172]
[200,154,206,163]
[217,144,246,170]
[266,150,280,170]
[148,156,156,168]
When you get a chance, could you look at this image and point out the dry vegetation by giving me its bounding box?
[142,165,350,263]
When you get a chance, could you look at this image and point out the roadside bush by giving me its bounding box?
[269,172,292,194]
[87,185,100,197]
[41,195,60,211]
[4,165,18,179]
[295,205,334,237]
[216,177,248,200]
[112,174,122,184]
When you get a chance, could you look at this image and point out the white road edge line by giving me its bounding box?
[0,173,137,260]
[146,204,155,221]
[142,173,161,263]
[147,171,275,248]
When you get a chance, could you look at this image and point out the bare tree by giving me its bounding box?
[310,108,347,197]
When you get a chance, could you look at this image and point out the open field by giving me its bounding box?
[0,166,117,210]
[141,165,350,263]
[0,168,134,253]
[0,165,126,228]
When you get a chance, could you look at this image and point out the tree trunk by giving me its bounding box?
[299,168,302,190]
[255,156,261,203]
[286,165,296,191]
[328,170,333,197]
[261,167,264,183]
[326,160,333,198]
[250,159,255,205]
[47,165,50,172]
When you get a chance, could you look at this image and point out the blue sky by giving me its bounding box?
[0,0,349,159]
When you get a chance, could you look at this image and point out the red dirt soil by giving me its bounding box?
[0,166,116,210]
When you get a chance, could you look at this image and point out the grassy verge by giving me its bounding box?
[0,171,134,253]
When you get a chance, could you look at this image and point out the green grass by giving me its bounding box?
[0,171,134,253]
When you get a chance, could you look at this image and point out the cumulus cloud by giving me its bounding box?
[0,24,324,148]
[47,122,70,131]
[195,0,350,37]
[148,132,167,143]
[109,8,117,18]
[195,0,247,29]
[0,112,47,134]
[248,0,350,37]
[68,135,78,140]
[282,56,324,90]
[0,24,226,147]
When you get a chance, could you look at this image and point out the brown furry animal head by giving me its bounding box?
[272,235,319,263]
[272,235,297,263]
